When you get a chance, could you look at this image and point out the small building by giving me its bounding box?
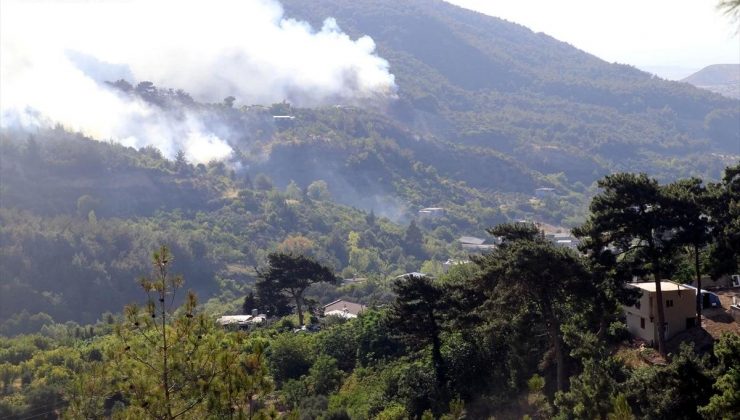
[458,236,496,253]
[272,115,296,128]
[418,207,446,218]
[623,282,697,345]
[322,299,366,319]
[544,231,580,250]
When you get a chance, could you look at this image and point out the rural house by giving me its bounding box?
[623,282,696,345]
[322,299,366,319]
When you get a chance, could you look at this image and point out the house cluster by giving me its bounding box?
[217,298,367,331]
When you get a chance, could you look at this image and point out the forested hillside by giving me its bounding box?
[0,163,738,419]
[1,0,739,333]
[282,0,739,183]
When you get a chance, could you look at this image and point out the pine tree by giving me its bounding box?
[256,253,338,326]
[575,173,683,358]
[390,273,448,396]
[112,246,220,419]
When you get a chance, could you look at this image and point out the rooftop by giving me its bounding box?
[628,282,693,292]
[458,236,485,245]
[323,299,366,316]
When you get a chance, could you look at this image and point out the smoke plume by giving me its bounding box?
[0,0,396,163]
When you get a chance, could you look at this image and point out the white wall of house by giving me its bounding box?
[624,282,696,345]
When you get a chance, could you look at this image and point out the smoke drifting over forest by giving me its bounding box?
[0,0,397,163]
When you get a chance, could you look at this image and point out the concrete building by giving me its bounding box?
[623,282,696,345]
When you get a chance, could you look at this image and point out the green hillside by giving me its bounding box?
[1,0,739,326]
[281,0,739,181]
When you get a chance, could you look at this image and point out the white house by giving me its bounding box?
[623,282,696,345]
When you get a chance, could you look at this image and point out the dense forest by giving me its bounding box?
[0,164,738,419]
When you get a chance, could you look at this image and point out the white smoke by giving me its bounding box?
[0,0,396,163]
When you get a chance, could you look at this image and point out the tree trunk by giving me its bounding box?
[695,244,702,328]
[294,293,304,327]
[160,287,173,420]
[596,314,609,341]
[542,299,566,392]
[549,315,566,392]
[652,260,668,359]
[429,311,446,391]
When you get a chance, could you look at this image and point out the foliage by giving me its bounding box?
[257,252,339,326]
[625,343,714,419]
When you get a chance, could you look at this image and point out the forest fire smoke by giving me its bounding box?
[0,0,396,163]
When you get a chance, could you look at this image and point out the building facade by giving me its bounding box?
[623,282,696,345]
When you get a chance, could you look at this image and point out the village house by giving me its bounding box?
[322,299,366,319]
[623,282,696,345]
[458,236,496,253]
[544,231,580,250]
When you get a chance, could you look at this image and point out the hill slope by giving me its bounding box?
[281,0,739,181]
[683,64,740,99]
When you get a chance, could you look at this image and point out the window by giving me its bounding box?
[666,299,674,308]
[640,317,645,329]
[635,301,641,309]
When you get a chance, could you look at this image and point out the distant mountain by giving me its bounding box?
[639,65,699,81]
[682,64,740,99]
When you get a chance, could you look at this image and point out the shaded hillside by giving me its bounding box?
[0,130,444,323]
[282,0,740,181]
[683,64,740,99]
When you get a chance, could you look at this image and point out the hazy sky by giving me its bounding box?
[445,0,740,79]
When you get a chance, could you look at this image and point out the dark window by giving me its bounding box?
[635,301,641,309]
[666,299,674,308]
[640,317,645,329]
